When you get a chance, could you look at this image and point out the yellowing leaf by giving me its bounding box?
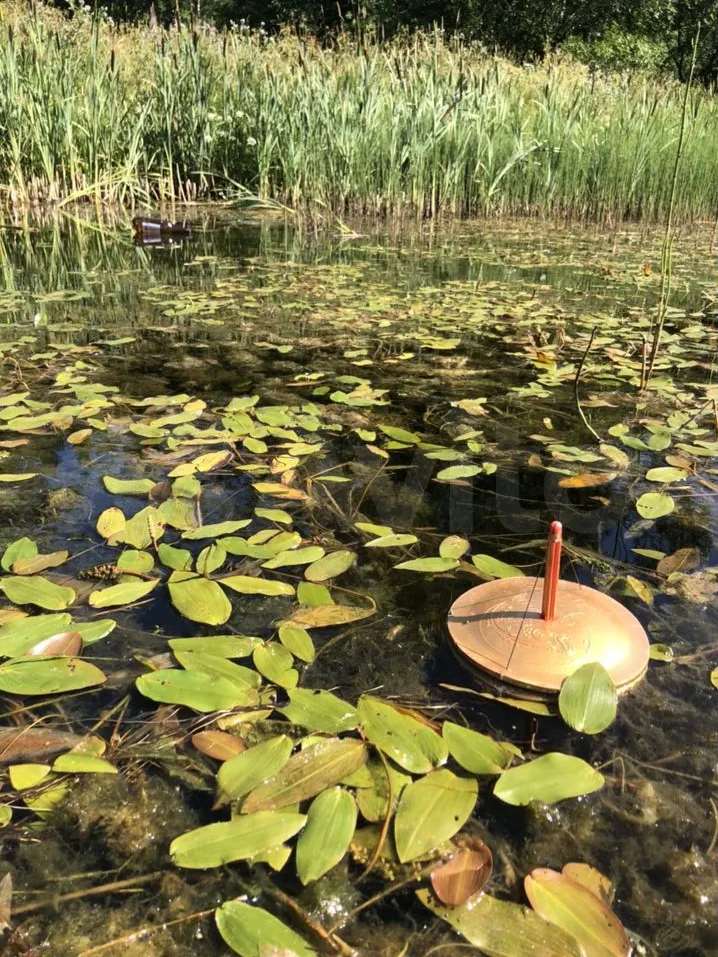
[88,578,158,609]
[525,868,630,957]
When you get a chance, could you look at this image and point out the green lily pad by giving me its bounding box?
[88,578,158,609]
[168,574,232,625]
[394,769,477,862]
[279,688,358,733]
[136,669,254,712]
[242,738,367,813]
[296,787,357,884]
[494,752,604,806]
[0,657,106,695]
[358,695,448,774]
[215,900,316,957]
[170,810,307,869]
[636,491,675,519]
[558,663,617,734]
[0,576,75,611]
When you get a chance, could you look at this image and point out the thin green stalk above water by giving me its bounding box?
[1,6,718,220]
[643,25,701,389]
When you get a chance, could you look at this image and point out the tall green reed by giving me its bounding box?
[1,4,718,221]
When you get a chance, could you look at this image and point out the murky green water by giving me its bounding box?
[1,210,717,956]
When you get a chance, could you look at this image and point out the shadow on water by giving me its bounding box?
[0,209,717,955]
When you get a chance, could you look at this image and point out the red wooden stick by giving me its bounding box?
[541,520,562,621]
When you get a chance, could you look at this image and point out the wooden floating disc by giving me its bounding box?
[447,577,649,694]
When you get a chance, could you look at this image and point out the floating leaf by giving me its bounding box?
[242,738,367,813]
[304,550,356,582]
[67,428,91,445]
[558,472,617,488]
[255,507,293,524]
[365,534,418,548]
[471,555,524,579]
[168,635,259,658]
[158,542,193,571]
[169,574,231,625]
[12,550,68,576]
[525,868,630,957]
[174,652,260,691]
[436,465,480,481]
[253,643,298,689]
[296,787,357,884]
[430,839,493,906]
[710,668,718,690]
[442,721,518,774]
[645,467,688,483]
[355,759,411,821]
[358,695,447,774]
[96,507,126,542]
[9,763,51,790]
[120,506,165,549]
[182,520,251,540]
[636,492,674,519]
[417,888,580,957]
[394,557,459,573]
[116,550,154,575]
[74,619,116,645]
[0,576,75,611]
[102,475,155,496]
[394,769,477,862]
[88,578,158,609]
[221,575,295,598]
[558,663,617,734]
[494,753,604,806]
[191,730,245,761]
[1,538,37,573]
[277,624,315,663]
[0,473,38,483]
[619,575,654,605]
[196,543,227,576]
[649,643,674,662]
[0,658,105,695]
[53,753,117,774]
[215,900,316,957]
[291,603,374,628]
[279,688,358,733]
[439,536,470,559]
[378,424,421,444]
[217,736,294,804]
[171,810,306,869]
[136,669,253,712]
[262,545,326,569]
[562,863,614,904]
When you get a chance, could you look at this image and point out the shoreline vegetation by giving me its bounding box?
[2,4,718,221]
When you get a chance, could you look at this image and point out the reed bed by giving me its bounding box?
[2,3,718,221]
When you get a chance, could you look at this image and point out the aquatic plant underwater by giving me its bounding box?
[4,3,718,221]
[0,216,716,953]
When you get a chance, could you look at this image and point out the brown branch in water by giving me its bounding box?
[573,325,601,443]
[261,880,358,957]
[357,745,393,884]
[331,861,435,933]
[75,906,216,957]
[12,870,165,917]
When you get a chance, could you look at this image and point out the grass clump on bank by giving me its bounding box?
[2,2,718,221]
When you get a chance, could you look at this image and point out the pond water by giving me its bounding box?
[0,210,717,956]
